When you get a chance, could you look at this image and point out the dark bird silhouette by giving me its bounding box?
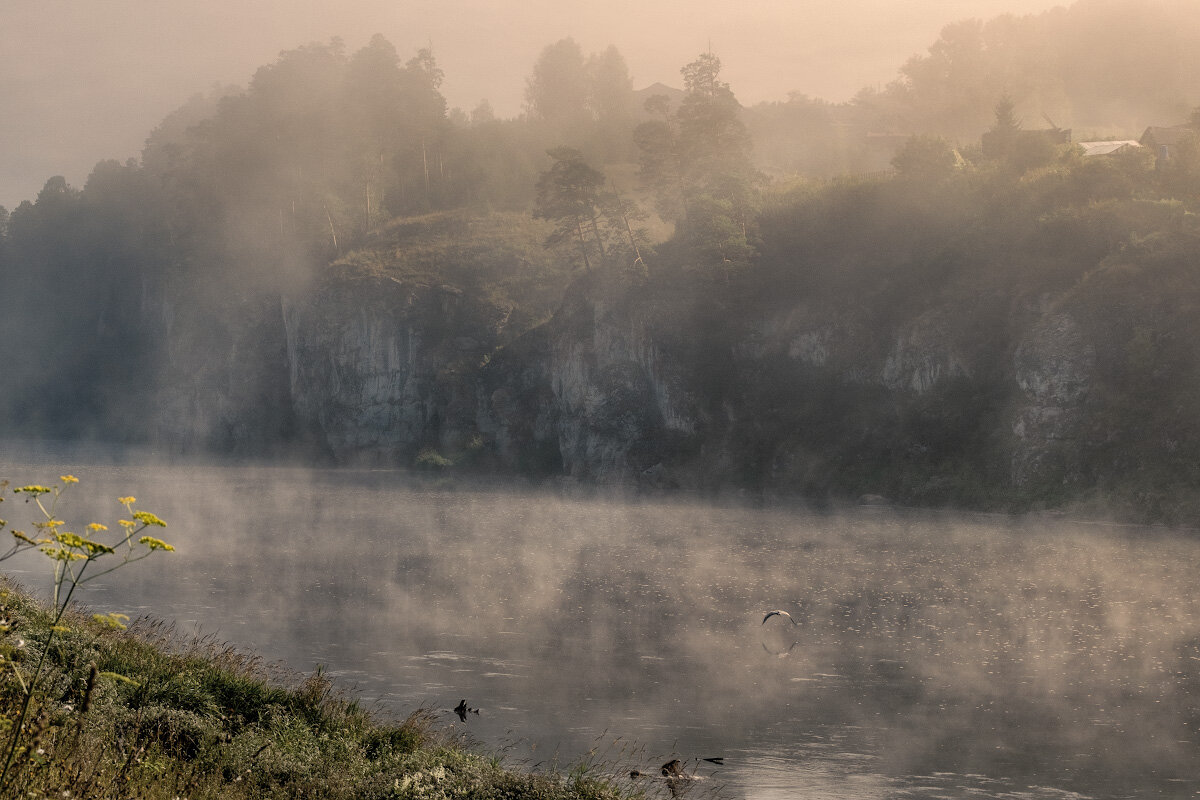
[762,609,799,625]
[453,699,480,722]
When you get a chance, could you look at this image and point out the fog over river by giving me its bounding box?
[2,455,1198,799]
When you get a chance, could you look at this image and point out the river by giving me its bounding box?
[1,455,1198,799]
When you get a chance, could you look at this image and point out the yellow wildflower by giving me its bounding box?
[86,523,108,532]
[56,531,87,548]
[92,612,129,631]
[59,475,79,484]
[118,496,135,505]
[132,511,166,528]
[39,546,86,562]
[138,536,174,552]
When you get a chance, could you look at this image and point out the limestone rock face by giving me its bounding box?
[479,281,699,486]
[150,265,1138,512]
[750,303,972,394]
[154,291,297,456]
[881,311,972,394]
[264,271,1109,502]
[281,276,504,463]
[1011,311,1097,488]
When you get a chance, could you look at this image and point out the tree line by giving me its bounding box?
[2,2,1200,452]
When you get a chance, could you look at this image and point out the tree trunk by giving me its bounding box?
[575,219,591,271]
[324,204,339,253]
[422,140,431,196]
[587,210,607,261]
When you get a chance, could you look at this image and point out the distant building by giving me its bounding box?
[632,82,686,117]
[1140,125,1195,165]
[1077,140,1144,157]
[981,127,1071,157]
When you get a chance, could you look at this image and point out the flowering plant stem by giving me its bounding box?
[0,477,172,791]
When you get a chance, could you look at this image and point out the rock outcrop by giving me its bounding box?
[280,275,506,463]
[146,247,1194,520]
[1011,309,1096,489]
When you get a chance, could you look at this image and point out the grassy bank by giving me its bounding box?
[0,582,633,799]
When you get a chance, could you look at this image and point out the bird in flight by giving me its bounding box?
[762,609,799,625]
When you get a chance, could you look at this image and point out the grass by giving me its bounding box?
[0,581,639,800]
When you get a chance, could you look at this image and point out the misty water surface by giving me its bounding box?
[1,457,1198,799]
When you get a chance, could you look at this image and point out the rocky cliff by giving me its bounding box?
[281,275,504,463]
[479,278,699,485]
[143,201,1200,522]
[248,265,1094,504]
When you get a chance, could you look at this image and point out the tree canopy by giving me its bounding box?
[634,52,761,269]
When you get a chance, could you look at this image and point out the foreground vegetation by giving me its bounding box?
[0,479,633,800]
[0,585,639,799]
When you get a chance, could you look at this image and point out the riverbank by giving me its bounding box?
[0,581,633,800]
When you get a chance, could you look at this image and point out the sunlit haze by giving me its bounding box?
[5,0,1200,792]
[2,0,1068,209]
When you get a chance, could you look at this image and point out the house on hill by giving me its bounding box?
[1077,140,1143,157]
[981,127,1072,157]
[1140,125,1195,165]
[632,82,686,117]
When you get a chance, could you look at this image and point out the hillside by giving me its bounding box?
[122,142,1200,525]
[3,7,1200,523]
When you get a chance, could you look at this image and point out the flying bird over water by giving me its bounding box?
[762,609,799,625]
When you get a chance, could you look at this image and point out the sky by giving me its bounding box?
[0,0,1068,210]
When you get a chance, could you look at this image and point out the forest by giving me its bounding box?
[3,0,1200,521]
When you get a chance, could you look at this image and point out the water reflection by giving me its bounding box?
[1,460,1198,799]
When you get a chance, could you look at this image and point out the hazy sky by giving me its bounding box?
[1,0,1067,210]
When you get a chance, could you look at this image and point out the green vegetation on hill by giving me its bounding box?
[330,210,574,338]
[613,131,1200,520]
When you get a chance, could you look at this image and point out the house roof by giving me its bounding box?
[1140,125,1195,147]
[1078,140,1143,156]
[633,82,686,114]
